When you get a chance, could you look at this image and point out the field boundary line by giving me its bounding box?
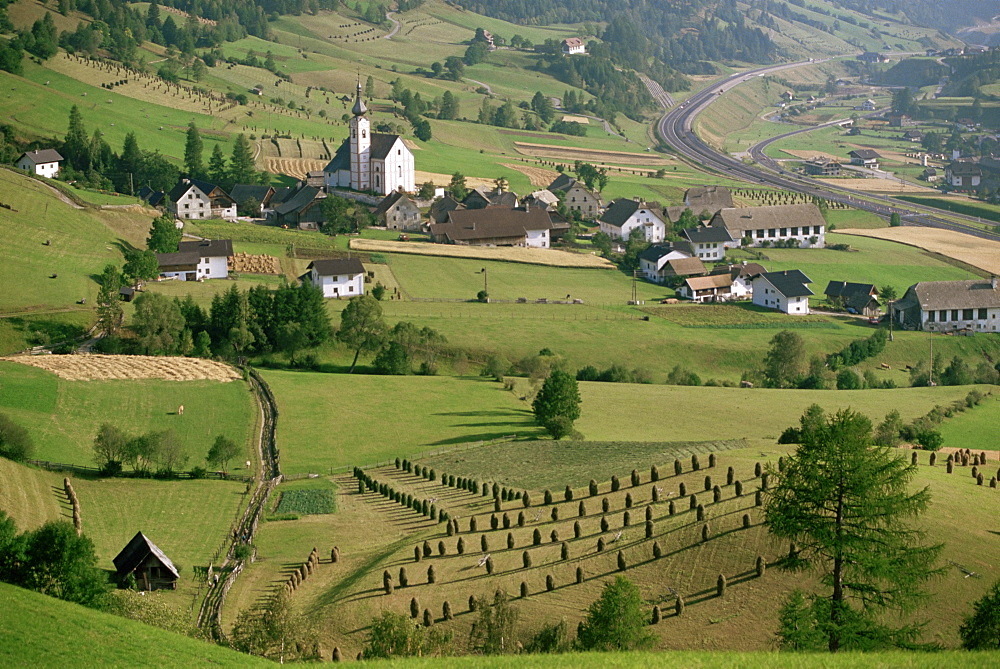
[326,434,518,475]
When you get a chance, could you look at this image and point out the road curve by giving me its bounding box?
[655,60,1000,242]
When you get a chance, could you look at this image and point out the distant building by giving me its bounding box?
[306,258,365,299]
[16,149,63,178]
[599,198,666,243]
[523,189,560,211]
[429,206,554,247]
[156,239,233,282]
[945,161,982,188]
[825,281,880,316]
[751,270,813,315]
[137,186,166,208]
[562,37,585,55]
[273,185,325,230]
[683,185,734,216]
[169,178,237,221]
[113,532,179,591]
[921,168,939,182]
[373,190,421,231]
[230,184,275,216]
[893,277,1000,332]
[637,243,696,283]
[902,130,925,143]
[710,262,767,300]
[709,203,826,249]
[857,52,889,63]
[463,186,518,210]
[678,274,735,303]
[680,225,734,262]
[547,174,602,219]
[804,159,842,176]
[887,114,915,128]
[855,99,877,112]
[428,194,464,223]
[848,149,881,170]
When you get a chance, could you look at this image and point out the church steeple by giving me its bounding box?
[352,76,367,116]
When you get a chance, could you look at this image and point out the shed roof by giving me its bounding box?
[682,225,734,244]
[113,532,179,579]
[229,184,274,207]
[825,281,877,299]
[168,178,232,203]
[372,190,416,217]
[430,206,552,242]
[684,185,734,211]
[684,274,733,291]
[665,257,707,276]
[599,199,661,227]
[308,258,365,276]
[273,186,322,216]
[849,149,882,160]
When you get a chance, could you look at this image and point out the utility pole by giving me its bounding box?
[928,330,934,387]
[888,299,893,341]
[632,269,638,303]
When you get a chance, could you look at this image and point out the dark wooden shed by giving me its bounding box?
[113,532,179,591]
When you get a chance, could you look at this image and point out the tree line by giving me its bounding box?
[92,422,241,478]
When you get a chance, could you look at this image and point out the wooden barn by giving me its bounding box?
[113,532,179,591]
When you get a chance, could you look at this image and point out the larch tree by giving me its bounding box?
[183,121,203,178]
[576,575,655,651]
[764,407,942,652]
[763,330,806,388]
[959,578,1000,650]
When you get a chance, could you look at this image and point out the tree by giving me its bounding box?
[131,292,185,355]
[532,370,581,439]
[183,121,203,177]
[154,429,187,474]
[207,435,240,474]
[146,213,181,253]
[577,575,655,651]
[413,118,432,142]
[959,578,1000,649]
[470,590,519,655]
[417,181,436,200]
[448,172,467,200]
[873,409,903,447]
[365,75,375,98]
[764,408,942,652]
[531,91,555,124]
[230,591,318,662]
[0,413,34,462]
[19,521,108,608]
[336,295,387,373]
[207,144,227,185]
[228,134,258,187]
[439,90,459,120]
[373,341,410,375]
[63,105,90,171]
[95,263,124,338]
[92,423,129,472]
[364,611,452,658]
[763,330,806,388]
[880,285,898,302]
[889,212,901,227]
[122,248,160,283]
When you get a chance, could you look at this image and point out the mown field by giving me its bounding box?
[0,361,256,467]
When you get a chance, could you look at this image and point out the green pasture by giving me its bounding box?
[0,311,94,357]
[0,582,269,668]
[895,196,1000,224]
[0,457,63,531]
[758,233,977,303]
[0,361,256,467]
[261,371,542,474]
[938,394,1000,451]
[823,207,885,229]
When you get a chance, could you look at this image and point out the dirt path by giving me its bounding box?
[383,12,401,39]
[466,78,492,95]
[38,181,83,209]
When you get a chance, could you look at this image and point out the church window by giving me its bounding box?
[362,130,366,138]
[352,129,356,138]
[398,166,402,178]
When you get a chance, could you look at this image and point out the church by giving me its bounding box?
[323,80,415,196]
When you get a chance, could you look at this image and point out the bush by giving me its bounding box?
[0,413,35,461]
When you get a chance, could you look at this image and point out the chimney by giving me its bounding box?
[993,275,998,289]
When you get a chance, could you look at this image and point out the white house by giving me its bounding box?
[599,199,666,243]
[710,262,766,300]
[17,149,63,178]
[709,203,826,249]
[156,239,233,282]
[562,37,586,55]
[681,225,734,262]
[306,258,366,299]
[751,270,813,314]
[168,178,237,221]
[324,80,415,196]
[678,274,734,303]
[945,162,982,188]
[892,277,1000,332]
[428,206,554,247]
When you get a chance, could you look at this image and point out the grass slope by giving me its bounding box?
[0,361,256,467]
[0,457,63,531]
[0,582,268,668]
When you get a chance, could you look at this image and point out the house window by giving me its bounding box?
[398,149,401,155]
[780,228,787,236]
[184,204,189,209]
[790,227,798,235]
[952,310,959,321]
[963,308,974,320]
[362,130,366,138]
[756,229,764,238]
[398,165,402,178]
[978,308,987,319]
[928,311,935,322]
[939,310,947,321]
[814,226,822,234]
[768,229,776,238]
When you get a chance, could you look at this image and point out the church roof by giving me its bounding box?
[352,80,367,116]
[323,141,351,174]
[370,133,404,160]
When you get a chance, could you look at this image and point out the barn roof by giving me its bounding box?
[308,258,365,276]
[113,532,179,579]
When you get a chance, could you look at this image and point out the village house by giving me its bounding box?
[523,189,560,211]
[547,174,602,218]
[945,161,982,188]
[373,190,421,231]
[169,178,237,221]
[463,186,519,210]
[306,258,365,299]
[921,168,940,182]
[683,185,734,217]
[429,206,554,247]
[562,37,586,55]
[599,198,666,243]
[324,80,415,196]
[848,149,881,170]
[902,130,925,143]
[17,149,63,178]
[273,185,325,230]
[892,277,1000,332]
[709,203,826,249]
[156,239,233,281]
[637,243,705,283]
[681,224,734,262]
[710,262,766,300]
[751,270,813,314]
[137,186,166,208]
[854,99,877,112]
[113,532,179,591]
[857,52,889,63]
[428,194,465,223]
[804,159,842,176]
[677,274,735,303]
[230,184,276,217]
[824,281,881,316]
[887,114,916,128]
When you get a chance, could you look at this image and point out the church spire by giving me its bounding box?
[352,75,367,116]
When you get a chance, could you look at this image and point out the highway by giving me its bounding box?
[655,60,1000,242]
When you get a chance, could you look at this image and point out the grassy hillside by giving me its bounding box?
[0,456,63,531]
[0,582,268,668]
[0,361,256,467]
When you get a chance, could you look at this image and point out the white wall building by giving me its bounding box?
[751,270,813,314]
[307,258,366,299]
[710,203,826,249]
[169,178,237,221]
[599,199,666,243]
[17,149,63,178]
[892,277,1000,332]
[156,239,233,282]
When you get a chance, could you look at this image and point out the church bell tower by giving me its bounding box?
[349,77,370,191]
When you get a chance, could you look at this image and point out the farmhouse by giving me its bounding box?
[637,243,702,283]
[169,178,237,221]
[921,168,940,182]
[945,162,982,188]
[892,277,1000,332]
[137,186,166,208]
[373,191,421,231]
[751,270,813,314]
[681,225,734,261]
[306,258,365,299]
[684,185,734,216]
[888,114,916,128]
[709,203,826,248]
[16,149,63,178]
[156,239,233,281]
[429,206,554,247]
[825,281,880,316]
[599,199,666,243]
[804,159,841,176]
[547,174,602,218]
[562,37,586,55]
[523,189,560,211]
[324,80,415,196]
[710,262,766,299]
[113,532,179,591]
[848,149,881,170]
[464,186,518,210]
[678,274,734,303]
[273,185,325,230]
[428,194,465,223]
[902,130,925,143]
[230,184,275,216]
[858,52,889,63]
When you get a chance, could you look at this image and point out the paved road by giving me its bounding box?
[654,59,1000,242]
